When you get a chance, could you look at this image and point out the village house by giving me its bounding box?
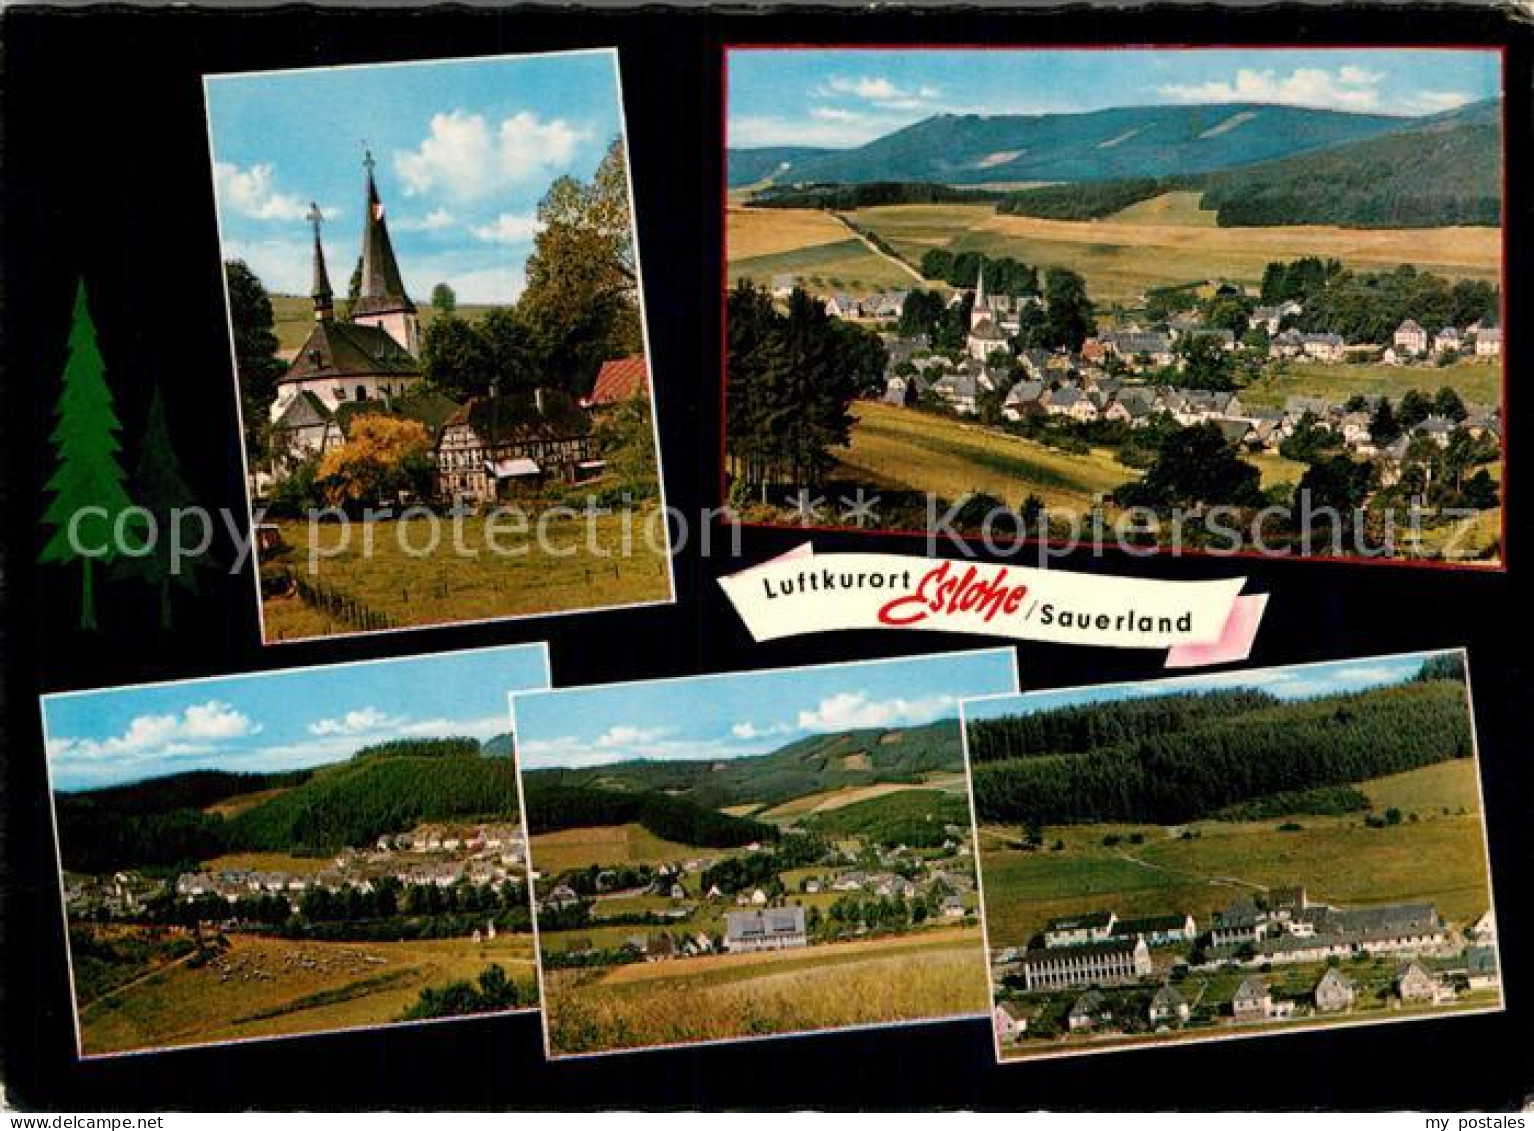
[582,354,649,412]
[1148,983,1191,1026]
[1232,977,1278,1022]
[1301,332,1345,363]
[1434,327,1464,355]
[1015,937,1153,992]
[1396,961,1450,1005]
[993,1001,1028,1043]
[1475,327,1501,358]
[723,907,808,953]
[1394,319,1429,357]
[1002,378,1049,421]
[1465,946,1500,991]
[1067,990,1113,1033]
[1045,387,1099,423]
[434,389,593,505]
[1314,968,1357,1013]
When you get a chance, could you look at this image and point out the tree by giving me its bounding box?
[1295,454,1374,536]
[520,137,640,395]
[593,393,660,499]
[224,261,287,458]
[116,385,216,628]
[1175,333,1235,391]
[430,283,457,314]
[1121,422,1262,508]
[317,415,433,505]
[1399,389,1433,429]
[1042,267,1095,351]
[1433,386,1468,423]
[421,314,493,400]
[1370,397,1402,445]
[40,281,142,630]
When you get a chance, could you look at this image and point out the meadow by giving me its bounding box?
[835,400,1129,512]
[76,927,537,1056]
[529,824,715,874]
[725,205,918,292]
[543,927,988,1056]
[258,508,673,642]
[1239,359,1502,411]
[975,761,1494,954]
[840,197,1501,303]
[268,295,502,356]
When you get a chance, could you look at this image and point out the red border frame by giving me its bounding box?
[719,43,1510,573]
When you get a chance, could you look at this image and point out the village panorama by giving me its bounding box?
[512,650,1018,1057]
[207,53,671,643]
[963,651,1503,1062]
[42,645,550,1057]
[725,48,1503,564]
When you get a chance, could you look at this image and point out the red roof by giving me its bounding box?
[586,355,648,407]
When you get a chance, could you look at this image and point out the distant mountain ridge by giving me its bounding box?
[523,719,963,811]
[727,99,1500,188]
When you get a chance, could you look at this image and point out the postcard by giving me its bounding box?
[511,648,1019,1057]
[961,649,1503,1062]
[724,47,1504,566]
[40,642,550,1057]
[205,49,673,643]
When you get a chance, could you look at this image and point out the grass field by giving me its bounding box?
[842,202,1500,303]
[1247,451,1310,490]
[542,926,988,1056]
[76,928,537,1056]
[757,777,965,823]
[200,852,331,876]
[1107,191,1218,228]
[837,400,1129,511]
[1240,359,1502,412]
[726,205,922,293]
[975,761,1494,953]
[268,295,502,356]
[259,509,673,642]
[203,790,299,820]
[529,824,714,874]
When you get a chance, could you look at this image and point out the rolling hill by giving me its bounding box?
[728,102,1418,187]
[522,720,964,813]
[54,736,523,871]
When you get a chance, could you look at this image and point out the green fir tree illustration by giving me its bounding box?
[117,383,215,629]
[39,280,141,630]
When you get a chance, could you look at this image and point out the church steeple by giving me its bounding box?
[307,202,333,322]
[970,260,988,331]
[352,149,420,355]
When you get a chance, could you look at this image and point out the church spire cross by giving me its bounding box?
[306,202,324,238]
[363,148,376,176]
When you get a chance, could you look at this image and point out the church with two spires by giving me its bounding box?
[260,154,630,505]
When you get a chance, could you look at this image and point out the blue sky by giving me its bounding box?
[513,649,1018,771]
[962,651,1450,726]
[728,48,1502,148]
[205,50,627,303]
[43,644,549,792]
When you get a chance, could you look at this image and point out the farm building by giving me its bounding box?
[1067,990,1112,1032]
[1396,962,1450,1004]
[993,1002,1027,1043]
[723,907,808,953]
[1112,913,1197,947]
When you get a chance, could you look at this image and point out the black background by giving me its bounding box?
[2,3,1530,1111]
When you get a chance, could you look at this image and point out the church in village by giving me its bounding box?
[259,154,644,505]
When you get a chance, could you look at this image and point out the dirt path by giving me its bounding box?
[831,213,927,285]
[1110,848,1266,894]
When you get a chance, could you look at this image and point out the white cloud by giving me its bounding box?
[307,707,401,737]
[49,701,259,763]
[392,207,456,232]
[595,725,667,748]
[220,236,310,296]
[1405,90,1475,115]
[732,112,904,149]
[471,212,542,244]
[214,161,313,222]
[1159,66,1392,114]
[393,110,588,201]
[796,691,956,732]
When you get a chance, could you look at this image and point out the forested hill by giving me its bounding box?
[522,719,963,811]
[54,736,522,872]
[523,783,776,847]
[996,99,1500,229]
[969,665,1472,825]
[1195,107,1500,227]
[728,102,1410,187]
